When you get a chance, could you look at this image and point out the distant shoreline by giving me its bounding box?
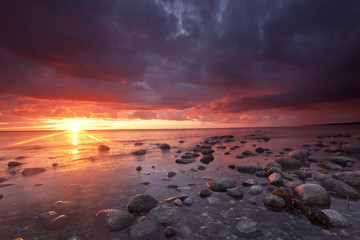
[305,122,360,126]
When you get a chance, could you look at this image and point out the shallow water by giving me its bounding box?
[0,126,360,240]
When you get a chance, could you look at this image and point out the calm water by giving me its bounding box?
[0,126,360,240]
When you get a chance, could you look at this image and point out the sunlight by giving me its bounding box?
[70,126,80,133]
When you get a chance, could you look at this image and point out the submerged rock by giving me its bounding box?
[263,195,286,209]
[200,154,214,164]
[22,168,46,177]
[237,164,262,173]
[129,219,157,239]
[98,145,110,151]
[175,158,195,164]
[294,184,331,207]
[226,187,244,199]
[96,209,135,231]
[198,189,212,198]
[321,179,360,200]
[132,149,147,156]
[206,178,235,192]
[149,206,183,226]
[159,143,171,150]
[8,161,23,168]
[311,209,351,227]
[242,150,256,157]
[167,171,176,178]
[333,171,360,186]
[236,217,258,233]
[274,157,303,169]
[37,211,68,229]
[127,194,158,213]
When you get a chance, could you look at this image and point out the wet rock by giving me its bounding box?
[327,145,343,153]
[98,145,110,151]
[198,189,212,198]
[149,206,183,226]
[22,168,46,177]
[254,170,266,178]
[266,167,283,176]
[294,184,331,207]
[8,161,23,168]
[274,157,302,169]
[165,226,178,237]
[183,197,193,205]
[242,150,256,156]
[323,156,354,166]
[197,165,206,170]
[136,166,142,171]
[264,162,283,171]
[37,211,68,229]
[333,171,360,186]
[167,171,176,178]
[311,209,351,227]
[132,149,147,156]
[321,179,360,200]
[181,153,193,158]
[206,177,235,192]
[54,201,79,211]
[202,149,215,155]
[247,197,257,205]
[242,179,257,187]
[314,174,327,182]
[294,167,312,180]
[317,161,343,170]
[226,187,244,199]
[263,195,286,209]
[175,158,195,164]
[0,177,9,183]
[228,164,236,169]
[200,154,214,164]
[283,148,293,152]
[159,143,171,150]
[174,199,182,206]
[217,146,226,149]
[224,151,231,155]
[127,194,158,213]
[15,156,26,160]
[344,143,360,153]
[255,148,265,154]
[134,142,143,146]
[268,173,283,187]
[96,209,135,231]
[237,164,262,173]
[288,149,309,162]
[0,193,3,199]
[167,184,179,189]
[236,155,245,159]
[236,217,258,233]
[248,185,263,195]
[129,219,157,239]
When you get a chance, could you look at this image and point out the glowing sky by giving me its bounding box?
[1,0,360,130]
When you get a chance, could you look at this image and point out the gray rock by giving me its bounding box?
[323,156,354,166]
[96,209,135,231]
[202,149,214,154]
[167,171,176,178]
[37,211,68,229]
[248,185,263,195]
[236,155,245,159]
[160,143,171,150]
[344,143,360,153]
[132,149,146,156]
[164,226,178,237]
[183,197,193,206]
[22,168,46,177]
[327,145,343,153]
[175,158,195,164]
[268,172,283,187]
[206,177,235,192]
[294,167,312,180]
[129,219,157,239]
[197,165,206,170]
[255,148,265,153]
[264,162,283,171]
[174,199,182,206]
[318,161,343,170]
[242,179,257,186]
[321,178,360,200]
[226,187,244,199]
[181,153,193,158]
[236,217,258,233]
[266,167,283,176]
[274,157,303,169]
[314,174,327,182]
[136,166,142,171]
[333,171,360,186]
[237,164,262,173]
[311,209,351,227]
[98,145,110,151]
[242,150,257,156]
[127,194,158,213]
[8,161,23,168]
[149,206,183,226]
[263,195,286,208]
[166,184,179,189]
[207,197,223,205]
[200,154,214,164]
[294,184,331,207]
[228,164,236,169]
[198,188,212,198]
[288,149,310,161]
[254,170,267,178]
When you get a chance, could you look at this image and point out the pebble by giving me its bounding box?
[199,189,212,198]
[165,226,178,237]
[183,197,193,205]
[136,166,142,171]
[167,171,176,177]
[242,179,258,186]
[248,185,263,195]
[174,199,183,206]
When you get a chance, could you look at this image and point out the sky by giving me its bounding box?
[1,0,360,130]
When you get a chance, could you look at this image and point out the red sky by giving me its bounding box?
[1,0,360,130]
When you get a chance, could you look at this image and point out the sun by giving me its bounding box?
[70,126,80,133]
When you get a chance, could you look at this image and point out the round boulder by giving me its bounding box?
[294,184,330,207]
[96,209,135,231]
[206,178,235,192]
[127,194,158,213]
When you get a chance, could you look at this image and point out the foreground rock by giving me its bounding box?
[22,168,46,177]
[274,157,303,169]
[98,145,110,151]
[294,184,331,208]
[263,195,286,209]
[236,217,258,233]
[323,156,354,166]
[344,143,360,153]
[96,209,135,231]
[129,219,157,239]
[248,185,263,195]
[237,164,262,174]
[149,206,183,226]
[333,171,360,186]
[321,179,360,200]
[268,173,283,187]
[206,178,235,192]
[294,167,312,180]
[37,211,68,229]
[198,189,212,198]
[311,209,351,227]
[164,226,178,237]
[226,187,244,199]
[127,194,158,213]
[288,149,309,162]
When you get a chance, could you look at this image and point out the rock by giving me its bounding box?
[274,157,302,169]
[255,148,265,153]
[132,149,147,156]
[323,156,354,166]
[0,193,3,199]
[235,217,258,233]
[127,194,158,213]
[236,155,245,159]
[136,166,142,171]
[183,197,193,205]
[344,143,360,153]
[264,162,283,171]
[288,149,309,162]
[311,209,351,227]
[8,161,23,168]
[242,150,256,156]
[200,154,214,164]
[228,164,236,169]
[164,226,178,237]
[166,184,179,189]
[226,187,244,199]
[206,178,235,192]
[284,181,302,190]
[317,161,343,170]
[53,201,79,211]
[198,189,212,198]
[96,209,135,231]
[254,170,267,178]
[224,151,231,155]
[294,167,312,180]
[266,167,283,176]
[0,177,9,183]
[294,184,331,207]
[248,185,263,195]
[134,142,143,146]
[236,164,262,173]
[175,158,195,164]
[98,145,110,151]
[202,149,214,154]
[268,173,283,187]
[149,206,183,226]
[129,219,157,239]
[197,165,206,170]
[37,211,68,229]
[321,179,360,200]
[242,179,257,187]
[314,174,327,182]
[174,199,182,206]
[327,145,343,153]
[283,148,293,152]
[333,171,360,186]
[167,171,176,178]
[22,168,46,177]
[160,143,171,150]
[263,195,286,209]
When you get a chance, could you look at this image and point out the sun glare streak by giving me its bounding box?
[81,131,113,144]
[9,131,68,146]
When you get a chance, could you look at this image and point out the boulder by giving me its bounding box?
[129,219,157,239]
[242,179,258,187]
[274,157,303,169]
[226,187,244,199]
[159,143,171,150]
[236,217,258,233]
[206,178,235,192]
[200,154,214,164]
[264,162,283,171]
[22,168,46,177]
[149,206,183,226]
[98,145,110,151]
[333,171,360,186]
[323,156,354,166]
[317,161,342,170]
[311,209,351,227]
[321,179,360,200]
[288,149,309,162]
[266,167,283,176]
[198,189,212,198]
[294,184,331,207]
[175,158,195,164]
[344,143,360,153]
[96,209,135,231]
[127,194,158,213]
[237,164,262,173]
[183,197,193,206]
[263,195,286,209]
[268,173,283,187]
